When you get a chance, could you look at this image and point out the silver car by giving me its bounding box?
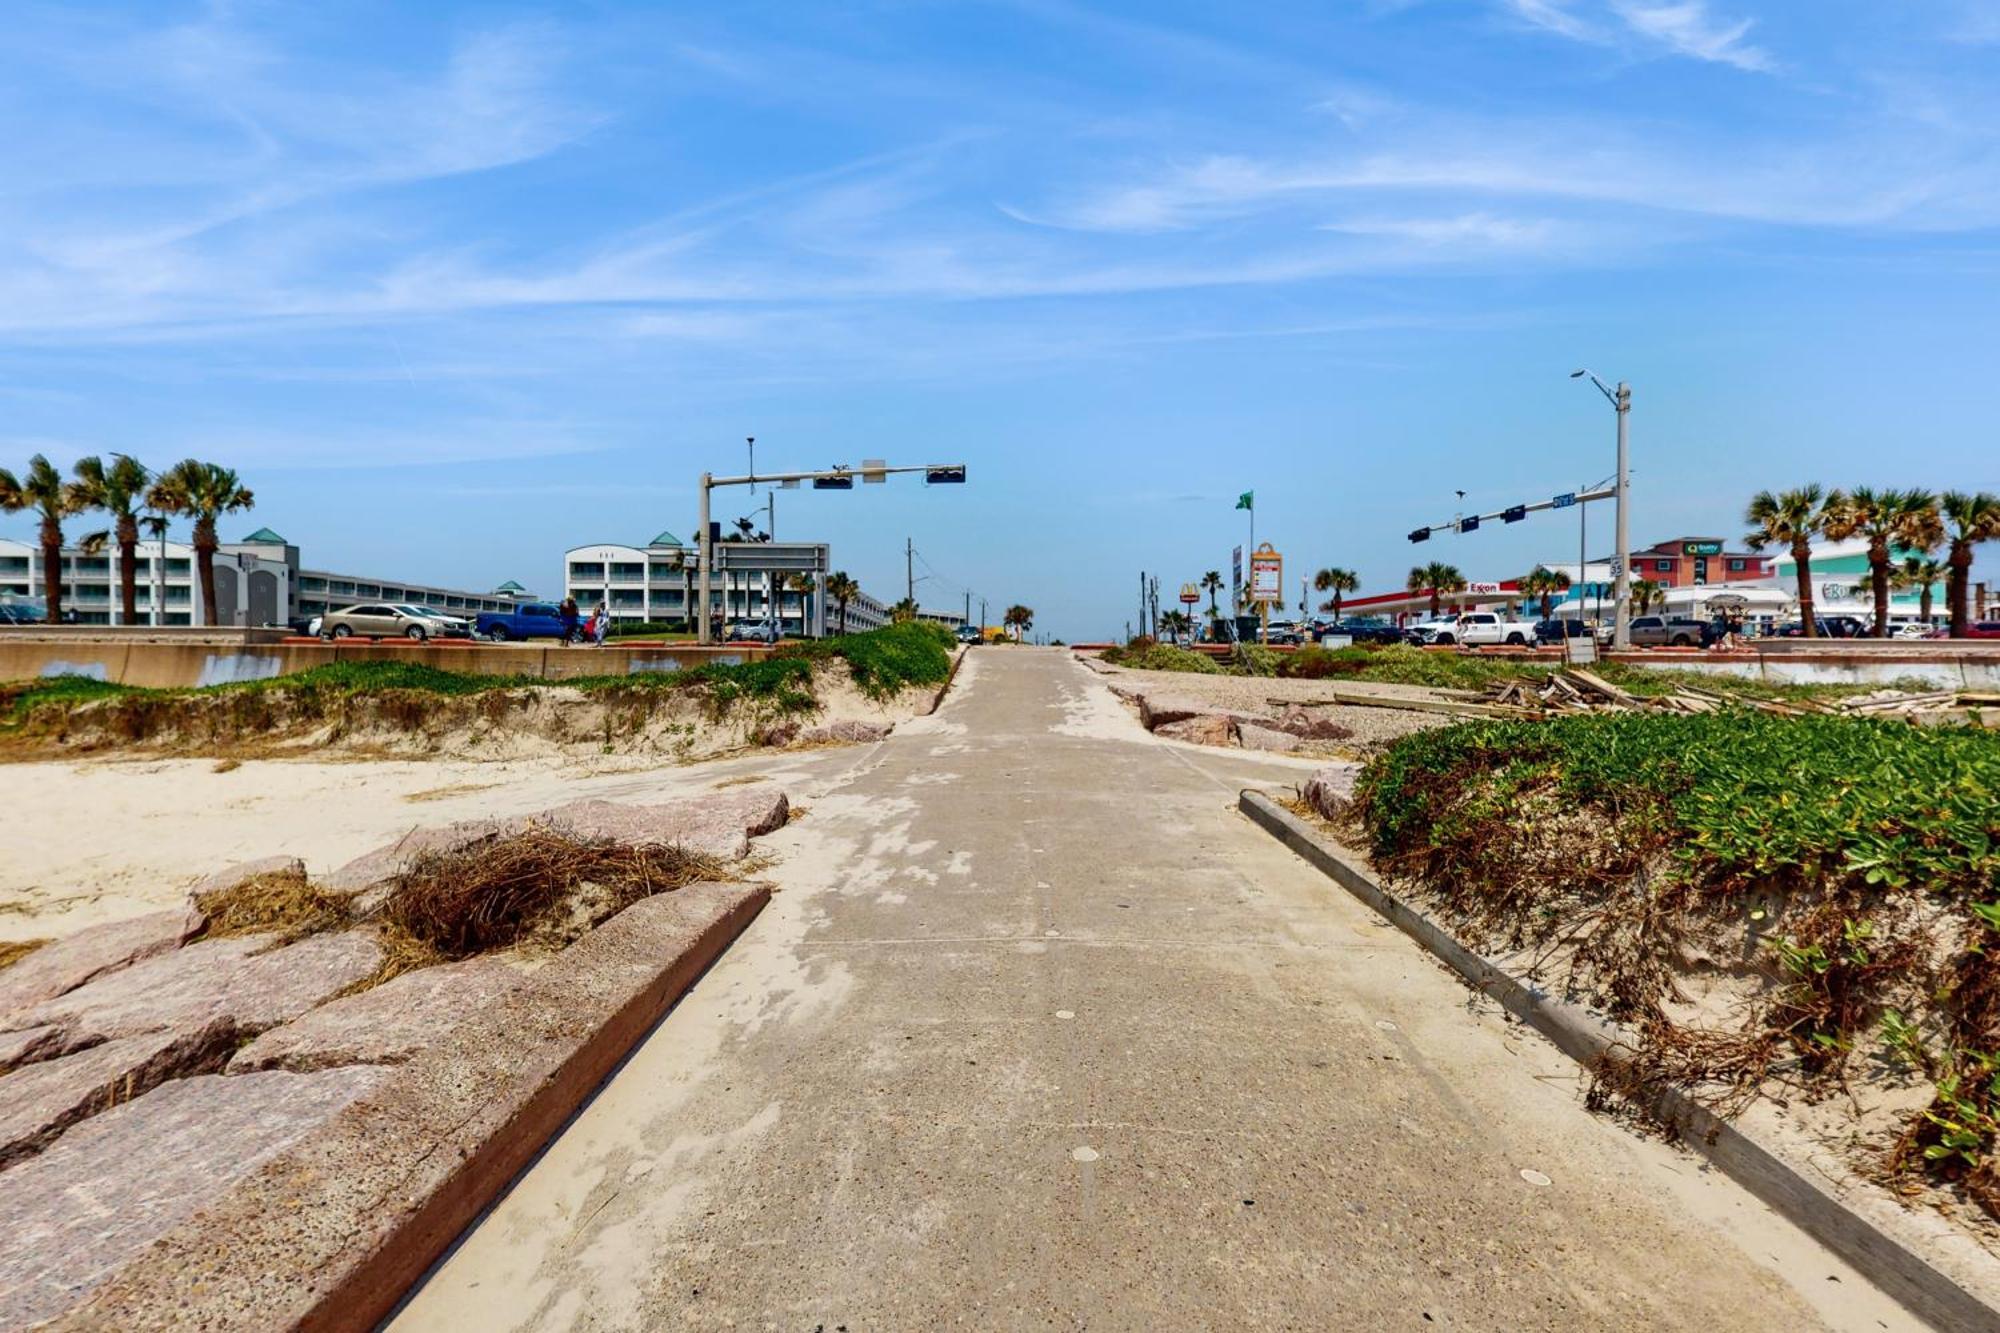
[320,603,468,641]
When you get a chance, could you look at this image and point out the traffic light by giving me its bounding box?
[1408,527,1430,543]
[1459,515,1480,534]
[812,470,854,490]
[1503,504,1527,523]
[925,465,967,484]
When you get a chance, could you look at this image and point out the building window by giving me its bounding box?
[610,562,644,582]
[568,562,605,581]
[649,563,679,581]
[1727,559,1745,571]
[166,559,191,576]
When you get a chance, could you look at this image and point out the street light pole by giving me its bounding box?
[697,471,713,645]
[1572,371,1633,649]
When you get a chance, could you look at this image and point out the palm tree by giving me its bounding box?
[1518,565,1572,619]
[0,455,84,623]
[69,455,151,626]
[1745,485,1836,639]
[890,596,919,623]
[1406,562,1465,619]
[1822,487,1942,637]
[1313,567,1359,622]
[824,571,859,635]
[1200,570,1224,625]
[1631,577,1662,615]
[1003,604,1034,641]
[1940,491,2000,637]
[1895,554,1945,626]
[1159,608,1192,642]
[782,571,815,634]
[147,460,254,626]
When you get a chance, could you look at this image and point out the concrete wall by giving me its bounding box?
[0,639,770,689]
[1602,643,2000,689]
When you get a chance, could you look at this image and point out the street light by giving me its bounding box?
[1571,369,1632,650]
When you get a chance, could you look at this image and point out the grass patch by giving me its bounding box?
[195,867,353,943]
[1100,642,1223,673]
[775,620,955,699]
[1354,709,2000,1210]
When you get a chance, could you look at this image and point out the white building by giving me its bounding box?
[1,526,527,627]
[564,532,831,636]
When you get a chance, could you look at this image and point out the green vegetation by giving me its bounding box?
[775,619,956,698]
[1098,637,1222,673]
[1354,709,2000,1210]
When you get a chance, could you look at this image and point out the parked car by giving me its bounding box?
[320,603,464,641]
[1317,618,1402,645]
[1926,621,2000,640]
[1450,611,1539,647]
[0,600,47,625]
[1533,618,1594,645]
[954,623,983,645]
[1404,618,1463,645]
[1772,616,1869,639]
[724,620,781,644]
[395,605,471,638]
[1260,620,1304,646]
[1626,615,1717,648]
[474,603,573,642]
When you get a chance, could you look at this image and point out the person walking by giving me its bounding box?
[559,596,580,646]
[590,601,610,646]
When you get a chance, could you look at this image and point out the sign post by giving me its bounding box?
[1249,544,1283,642]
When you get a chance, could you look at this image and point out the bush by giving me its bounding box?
[776,620,955,698]
[1229,642,1280,676]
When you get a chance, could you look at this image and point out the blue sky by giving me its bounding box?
[3,1,1997,638]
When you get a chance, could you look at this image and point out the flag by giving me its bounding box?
[1235,490,1254,511]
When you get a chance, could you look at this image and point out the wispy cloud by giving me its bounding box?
[1501,0,1771,71]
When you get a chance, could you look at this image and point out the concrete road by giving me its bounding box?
[394,648,1910,1331]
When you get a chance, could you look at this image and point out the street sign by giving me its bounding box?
[925,465,966,484]
[1458,514,1480,534]
[1179,583,1200,605]
[1249,544,1282,602]
[1408,527,1431,543]
[1608,558,1623,576]
[1553,492,1577,508]
[861,459,888,483]
[812,469,854,490]
[1502,505,1527,523]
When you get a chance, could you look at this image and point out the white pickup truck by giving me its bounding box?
[1443,611,1538,647]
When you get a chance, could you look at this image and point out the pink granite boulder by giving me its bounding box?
[541,785,790,860]
[1302,764,1360,821]
[6,931,382,1060]
[1238,723,1305,753]
[0,910,202,1021]
[1274,709,1354,742]
[1155,715,1237,747]
[0,1067,390,1331]
[0,1020,237,1168]
[230,958,523,1073]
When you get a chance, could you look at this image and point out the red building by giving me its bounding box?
[1627,537,1771,589]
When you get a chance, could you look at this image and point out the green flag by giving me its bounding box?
[1236,490,1254,511]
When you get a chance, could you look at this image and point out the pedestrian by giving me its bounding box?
[559,596,580,646]
[590,601,610,646]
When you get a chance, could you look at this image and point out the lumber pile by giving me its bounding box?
[1480,672,1998,720]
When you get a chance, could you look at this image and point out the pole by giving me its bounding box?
[1579,485,1588,634]
[697,472,713,643]
[1613,381,1632,650]
[906,538,914,611]
[964,590,970,628]
[980,597,987,636]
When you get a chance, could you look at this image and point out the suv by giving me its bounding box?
[1318,618,1401,645]
[725,620,781,644]
[320,604,461,641]
[1626,615,1715,648]
[1774,616,1868,639]
[1533,618,1593,645]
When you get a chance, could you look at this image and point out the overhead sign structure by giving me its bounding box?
[1552,492,1577,509]
[1249,544,1283,603]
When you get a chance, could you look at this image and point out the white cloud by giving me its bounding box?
[1503,0,1602,42]
[1609,1,1771,71]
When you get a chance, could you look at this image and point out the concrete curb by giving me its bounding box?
[1240,788,2000,1333]
[56,881,770,1332]
[926,645,970,715]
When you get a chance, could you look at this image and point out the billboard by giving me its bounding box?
[1249,545,1282,602]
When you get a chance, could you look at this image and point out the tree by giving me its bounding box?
[147,460,254,626]
[1895,554,1945,626]
[0,455,84,623]
[1406,562,1465,619]
[1003,604,1034,641]
[890,596,919,623]
[1940,491,2000,638]
[1159,608,1191,642]
[1631,578,1662,615]
[1745,485,1835,639]
[1313,567,1359,621]
[782,571,816,634]
[824,571,859,636]
[1518,565,1572,619]
[69,455,151,626]
[1822,487,1942,637]
[1200,570,1224,625]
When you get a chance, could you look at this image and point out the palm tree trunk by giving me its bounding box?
[1869,540,1890,637]
[39,520,62,625]
[1949,543,1972,637]
[1921,585,1934,623]
[1793,538,1816,638]
[838,598,848,635]
[195,519,219,627]
[1429,592,1441,617]
[117,517,139,626]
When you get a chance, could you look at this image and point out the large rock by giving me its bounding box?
[1137,694,1280,732]
[1155,715,1237,747]
[1303,764,1361,821]
[0,1021,237,1168]
[0,910,200,1021]
[0,1067,389,1331]
[230,958,523,1073]
[6,931,382,1059]
[320,819,512,896]
[0,1025,60,1071]
[1237,722,1305,753]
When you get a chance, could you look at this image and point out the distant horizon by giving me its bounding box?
[3,1,1996,640]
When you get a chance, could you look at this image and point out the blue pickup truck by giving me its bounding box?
[474,603,573,642]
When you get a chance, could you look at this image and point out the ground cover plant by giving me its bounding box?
[1350,709,2000,1212]
[1097,636,1223,674]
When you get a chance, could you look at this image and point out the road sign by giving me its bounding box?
[1458,514,1480,533]
[861,459,888,483]
[1608,557,1623,576]
[1408,527,1430,543]
[1179,583,1200,604]
[1249,544,1282,602]
[1502,505,1527,523]
[1552,492,1577,508]
[925,466,967,484]
[812,471,853,490]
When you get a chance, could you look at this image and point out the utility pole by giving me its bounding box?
[1614,380,1631,651]
[963,590,970,628]
[980,596,987,636]
[698,471,713,644]
[906,538,915,610]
